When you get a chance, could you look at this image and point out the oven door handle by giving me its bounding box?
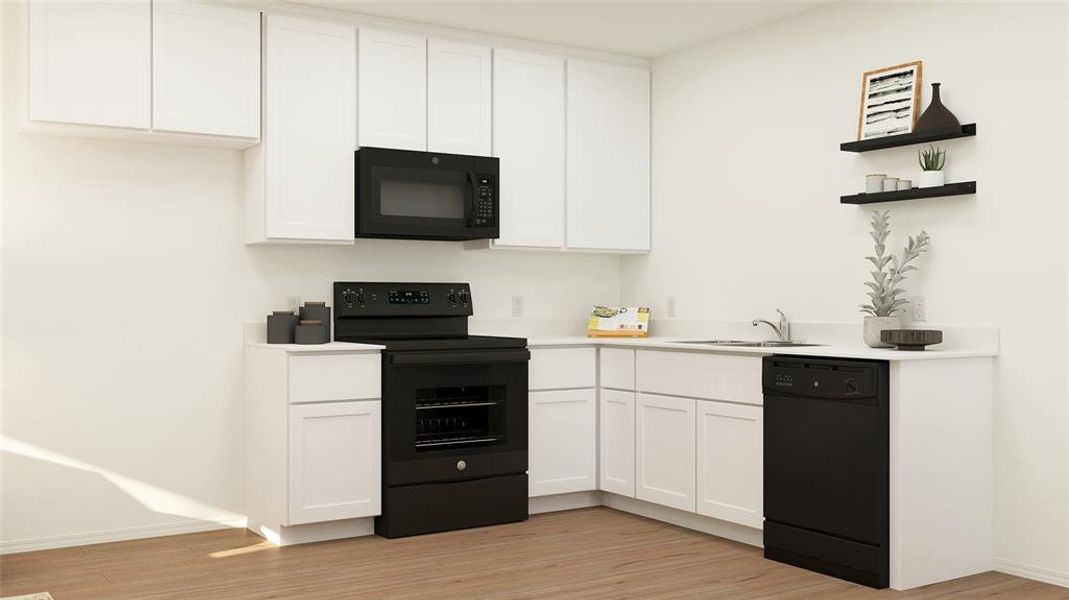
[465,171,477,228]
[389,349,530,367]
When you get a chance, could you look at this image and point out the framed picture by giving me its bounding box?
[856,61,923,140]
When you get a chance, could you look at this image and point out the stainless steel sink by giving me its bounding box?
[672,340,822,348]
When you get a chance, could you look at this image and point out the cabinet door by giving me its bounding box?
[289,401,381,525]
[696,400,763,528]
[358,29,426,151]
[529,389,596,497]
[565,60,650,252]
[427,39,490,155]
[636,393,695,511]
[28,0,150,128]
[262,15,355,241]
[492,50,565,248]
[152,2,260,137]
[599,388,635,497]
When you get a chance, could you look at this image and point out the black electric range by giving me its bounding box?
[334,282,530,538]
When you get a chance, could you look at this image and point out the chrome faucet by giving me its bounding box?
[753,309,791,342]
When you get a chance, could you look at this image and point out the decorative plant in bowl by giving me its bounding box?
[918,145,946,188]
[860,210,931,348]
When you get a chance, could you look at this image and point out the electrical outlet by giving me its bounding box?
[666,296,677,318]
[511,295,524,318]
[286,296,302,314]
[909,295,927,322]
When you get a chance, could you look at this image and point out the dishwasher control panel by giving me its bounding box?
[762,356,881,400]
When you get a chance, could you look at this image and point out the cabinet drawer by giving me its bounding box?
[636,351,762,405]
[600,348,635,390]
[288,353,380,403]
[529,347,596,390]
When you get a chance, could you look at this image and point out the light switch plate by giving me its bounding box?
[667,296,677,318]
[512,295,524,318]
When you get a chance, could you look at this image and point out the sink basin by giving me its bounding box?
[673,340,822,348]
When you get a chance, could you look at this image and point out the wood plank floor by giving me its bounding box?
[1,508,1066,599]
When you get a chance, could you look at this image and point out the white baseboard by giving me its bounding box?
[529,491,601,514]
[247,517,375,546]
[994,558,1069,589]
[601,493,763,548]
[0,516,246,555]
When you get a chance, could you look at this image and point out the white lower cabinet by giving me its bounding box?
[635,393,696,512]
[696,400,763,529]
[529,389,596,496]
[599,388,635,497]
[288,400,381,525]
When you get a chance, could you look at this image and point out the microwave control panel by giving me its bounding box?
[474,174,495,227]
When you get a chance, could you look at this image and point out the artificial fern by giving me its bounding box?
[860,211,931,317]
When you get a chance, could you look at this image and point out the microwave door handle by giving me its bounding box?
[466,171,477,228]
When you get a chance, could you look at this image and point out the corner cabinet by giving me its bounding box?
[245,14,356,244]
[566,60,651,252]
[599,388,636,496]
[28,0,152,128]
[492,50,566,249]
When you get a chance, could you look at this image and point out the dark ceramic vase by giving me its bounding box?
[913,83,960,132]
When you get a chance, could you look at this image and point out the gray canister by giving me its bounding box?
[266,311,298,344]
[295,320,329,345]
[299,302,331,335]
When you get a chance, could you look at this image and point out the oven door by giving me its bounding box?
[382,348,529,486]
[356,148,497,240]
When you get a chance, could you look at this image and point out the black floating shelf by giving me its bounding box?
[841,181,976,205]
[840,124,976,153]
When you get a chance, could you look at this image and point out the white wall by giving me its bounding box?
[0,4,620,549]
[624,1,1068,583]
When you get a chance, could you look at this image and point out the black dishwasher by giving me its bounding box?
[763,355,889,589]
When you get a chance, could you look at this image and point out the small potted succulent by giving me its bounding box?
[860,211,931,348]
[918,145,946,188]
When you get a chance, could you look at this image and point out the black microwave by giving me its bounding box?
[355,147,499,241]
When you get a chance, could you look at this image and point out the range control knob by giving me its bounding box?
[447,290,459,305]
[844,377,859,394]
[458,289,470,305]
[342,289,357,307]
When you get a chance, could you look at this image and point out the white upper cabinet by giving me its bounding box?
[28,0,151,129]
[492,50,566,249]
[565,60,651,252]
[357,29,426,151]
[427,39,491,155]
[249,14,355,242]
[152,2,261,138]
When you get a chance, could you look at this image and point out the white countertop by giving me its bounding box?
[523,336,998,361]
[245,341,384,353]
